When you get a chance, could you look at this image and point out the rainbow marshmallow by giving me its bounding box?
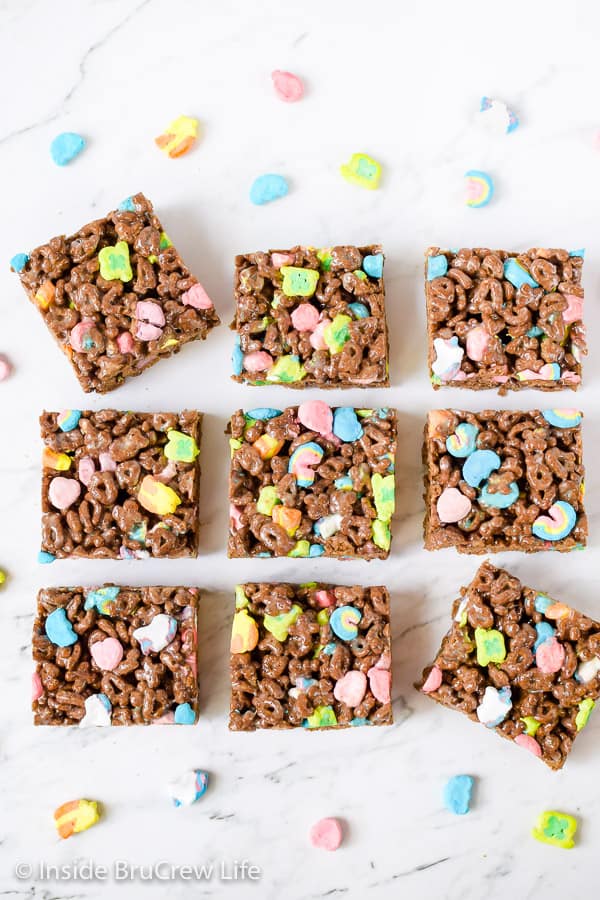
[465,170,494,208]
[542,409,583,429]
[532,501,577,542]
[57,410,81,432]
[288,441,324,487]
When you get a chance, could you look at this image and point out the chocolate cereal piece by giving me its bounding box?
[423,409,586,554]
[41,409,202,560]
[230,583,392,731]
[416,562,600,770]
[228,404,397,559]
[33,585,199,725]
[13,193,220,393]
[231,245,388,387]
[425,247,585,393]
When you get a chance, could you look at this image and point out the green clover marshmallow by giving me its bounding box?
[263,604,302,642]
[372,474,395,523]
[266,355,306,383]
[475,627,506,666]
[280,266,319,297]
[323,314,351,354]
[98,241,133,282]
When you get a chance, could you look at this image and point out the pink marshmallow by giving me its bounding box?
[514,734,542,757]
[314,590,334,608]
[272,70,304,103]
[135,301,165,342]
[466,324,490,361]
[291,303,319,332]
[230,504,243,531]
[297,400,333,436]
[32,671,43,701]
[69,318,95,352]
[117,331,135,354]
[48,476,81,510]
[334,670,367,707]
[153,711,176,725]
[374,651,391,670]
[91,637,124,672]
[367,666,391,703]
[310,318,331,350]
[436,487,471,523]
[271,252,295,269]
[243,351,273,373]
[78,456,96,486]
[535,636,565,674]
[181,281,214,310]
[563,294,583,324]
[135,322,163,342]
[0,354,13,381]
[309,818,343,852]
[422,665,442,693]
[99,452,117,472]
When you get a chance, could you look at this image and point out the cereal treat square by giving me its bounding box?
[425,247,585,392]
[41,409,202,560]
[228,403,396,559]
[230,583,392,731]
[33,585,199,725]
[423,409,586,553]
[231,245,388,387]
[12,193,220,393]
[416,562,600,770]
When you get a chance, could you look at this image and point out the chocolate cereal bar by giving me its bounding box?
[33,585,198,725]
[41,409,202,560]
[423,409,586,554]
[416,562,600,770]
[231,245,388,387]
[12,193,220,393]
[228,404,396,559]
[230,583,392,730]
[425,247,585,392]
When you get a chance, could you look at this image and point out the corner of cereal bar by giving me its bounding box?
[416,561,600,770]
[14,193,220,393]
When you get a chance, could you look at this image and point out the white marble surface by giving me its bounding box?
[1,1,600,897]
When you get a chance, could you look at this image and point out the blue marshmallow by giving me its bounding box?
[534,621,556,651]
[463,449,501,488]
[333,407,363,442]
[232,335,243,376]
[174,702,196,725]
[443,775,474,815]
[250,173,289,205]
[10,252,29,272]
[348,302,370,319]
[503,258,539,289]
[245,408,283,421]
[427,254,448,280]
[118,196,136,212]
[45,608,77,647]
[38,551,56,564]
[50,132,86,166]
[362,253,384,278]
